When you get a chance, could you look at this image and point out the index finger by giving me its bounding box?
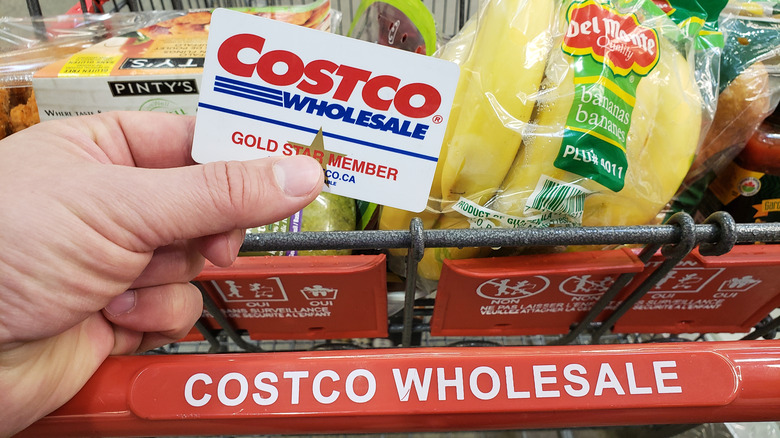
[84,111,198,169]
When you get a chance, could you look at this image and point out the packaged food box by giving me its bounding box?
[1,11,185,138]
[32,2,332,121]
[693,107,780,223]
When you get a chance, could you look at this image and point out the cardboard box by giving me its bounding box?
[33,2,331,121]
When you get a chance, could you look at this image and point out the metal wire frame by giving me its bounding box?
[239,213,772,254]
[26,0,475,37]
[183,213,780,352]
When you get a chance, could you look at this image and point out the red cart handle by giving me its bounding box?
[21,340,780,436]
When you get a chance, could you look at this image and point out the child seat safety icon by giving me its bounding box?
[301,285,338,300]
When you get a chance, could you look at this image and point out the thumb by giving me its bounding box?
[112,154,324,252]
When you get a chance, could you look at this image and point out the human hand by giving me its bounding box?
[0,111,323,436]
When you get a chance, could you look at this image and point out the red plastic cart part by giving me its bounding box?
[615,244,780,334]
[67,0,106,14]
[432,245,780,337]
[432,248,644,336]
[194,255,388,340]
[22,341,780,436]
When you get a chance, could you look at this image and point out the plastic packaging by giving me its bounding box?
[723,0,780,18]
[380,0,724,282]
[0,11,181,138]
[32,2,335,122]
[667,3,780,220]
[347,0,437,55]
[684,3,780,186]
[242,192,358,256]
[692,107,780,222]
[0,11,182,83]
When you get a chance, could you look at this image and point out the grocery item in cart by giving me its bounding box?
[380,0,723,281]
[667,6,780,220]
[693,108,780,222]
[347,0,437,55]
[377,15,476,251]
[687,61,774,182]
[683,5,780,187]
[0,11,185,137]
[32,2,333,121]
[241,192,358,256]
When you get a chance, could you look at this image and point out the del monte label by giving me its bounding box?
[651,0,676,16]
[562,0,660,77]
[553,0,663,193]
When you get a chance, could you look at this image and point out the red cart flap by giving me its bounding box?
[432,248,644,336]
[196,255,388,340]
[615,245,780,334]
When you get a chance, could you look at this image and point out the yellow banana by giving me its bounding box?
[491,36,701,228]
[582,40,701,227]
[408,0,557,278]
[378,16,478,254]
[439,0,557,213]
[388,0,703,280]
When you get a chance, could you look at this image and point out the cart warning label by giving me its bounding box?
[210,278,334,318]
[430,248,644,336]
[614,247,780,334]
[192,8,460,212]
[196,255,388,340]
[128,349,736,419]
[475,274,623,317]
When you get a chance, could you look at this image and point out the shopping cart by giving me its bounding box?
[13,0,780,436]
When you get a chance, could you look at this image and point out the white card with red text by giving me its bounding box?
[192,8,459,212]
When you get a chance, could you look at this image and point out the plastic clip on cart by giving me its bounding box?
[14,0,780,436]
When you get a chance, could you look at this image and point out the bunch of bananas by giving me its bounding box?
[380,0,704,281]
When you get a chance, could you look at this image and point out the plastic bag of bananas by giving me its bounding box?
[380,0,725,284]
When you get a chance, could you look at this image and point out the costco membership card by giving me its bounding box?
[192,8,460,212]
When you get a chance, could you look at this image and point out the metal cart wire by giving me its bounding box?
[25,0,479,37]
[14,0,780,437]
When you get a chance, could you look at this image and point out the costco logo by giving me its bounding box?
[217,34,442,119]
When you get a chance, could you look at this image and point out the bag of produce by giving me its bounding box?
[347,0,437,55]
[242,192,357,256]
[380,0,725,281]
[669,1,780,219]
[691,107,780,223]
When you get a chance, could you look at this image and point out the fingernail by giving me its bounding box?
[273,156,322,197]
[105,289,136,316]
[228,230,245,263]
